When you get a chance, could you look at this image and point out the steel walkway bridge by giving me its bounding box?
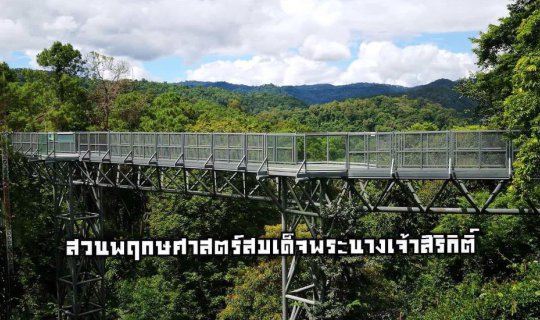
[5,130,540,320]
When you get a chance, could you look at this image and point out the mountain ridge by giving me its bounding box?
[181,78,475,112]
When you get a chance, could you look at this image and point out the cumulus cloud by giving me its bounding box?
[0,0,505,84]
[43,16,79,32]
[187,54,341,86]
[299,36,351,61]
[187,42,476,87]
[0,0,508,62]
[117,57,156,81]
[339,41,476,86]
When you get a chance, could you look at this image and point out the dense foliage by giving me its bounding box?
[257,95,460,132]
[183,79,477,112]
[459,0,540,196]
[396,78,477,114]
[2,3,540,318]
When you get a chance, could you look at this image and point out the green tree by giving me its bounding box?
[109,92,150,131]
[34,42,90,130]
[408,122,439,131]
[36,41,85,102]
[458,0,539,121]
[461,0,540,195]
[36,41,85,77]
[86,51,131,129]
[0,62,15,91]
[0,62,16,129]
[139,92,193,132]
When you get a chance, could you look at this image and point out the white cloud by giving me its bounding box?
[299,35,351,61]
[339,41,476,86]
[24,49,42,69]
[187,54,341,86]
[280,0,343,27]
[43,16,78,32]
[0,0,506,84]
[187,42,477,87]
[0,18,43,59]
[0,0,508,62]
[119,57,156,81]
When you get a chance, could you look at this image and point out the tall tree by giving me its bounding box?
[460,0,540,196]
[0,62,15,90]
[36,41,85,102]
[36,42,85,77]
[34,42,90,130]
[0,62,16,129]
[86,51,130,130]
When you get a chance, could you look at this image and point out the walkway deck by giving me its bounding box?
[10,130,517,180]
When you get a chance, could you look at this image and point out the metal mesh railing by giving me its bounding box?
[9,131,517,172]
[348,132,393,169]
[157,133,183,160]
[396,132,450,168]
[303,133,347,172]
[454,131,508,168]
[266,134,297,164]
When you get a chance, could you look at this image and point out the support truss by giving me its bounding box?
[1,138,14,319]
[257,176,539,319]
[50,161,105,319]
[21,158,539,320]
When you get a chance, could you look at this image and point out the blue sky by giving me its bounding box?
[395,31,478,53]
[0,0,508,86]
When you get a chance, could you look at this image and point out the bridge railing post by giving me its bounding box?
[227,133,230,163]
[346,133,350,171]
[303,134,307,171]
[155,132,158,162]
[43,132,48,157]
[52,132,56,158]
[391,131,395,170]
[508,131,512,176]
[75,132,79,155]
[181,133,185,161]
[211,133,215,162]
[449,131,454,174]
[478,131,482,169]
[293,134,297,164]
[326,133,329,165]
[243,133,247,167]
[420,132,424,169]
[272,134,275,164]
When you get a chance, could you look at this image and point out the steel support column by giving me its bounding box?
[54,161,105,319]
[1,136,14,319]
[279,177,288,320]
[271,176,329,320]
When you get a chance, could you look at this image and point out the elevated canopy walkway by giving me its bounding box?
[10,130,517,180]
[5,130,538,320]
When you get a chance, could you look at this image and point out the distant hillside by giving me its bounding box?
[182,79,476,112]
[395,79,476,113]
[12,67,474,113]
[183,81,407,104]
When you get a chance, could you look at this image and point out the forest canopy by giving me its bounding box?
[2,1,540,318]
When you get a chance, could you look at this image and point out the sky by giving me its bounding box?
[0,0,510,87]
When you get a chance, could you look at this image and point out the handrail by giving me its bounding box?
[8,131,517,173]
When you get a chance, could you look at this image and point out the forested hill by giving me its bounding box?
[182,78,476,112]
[10,66,474,114]
[182,81,406,104]
[394,78,476,113]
